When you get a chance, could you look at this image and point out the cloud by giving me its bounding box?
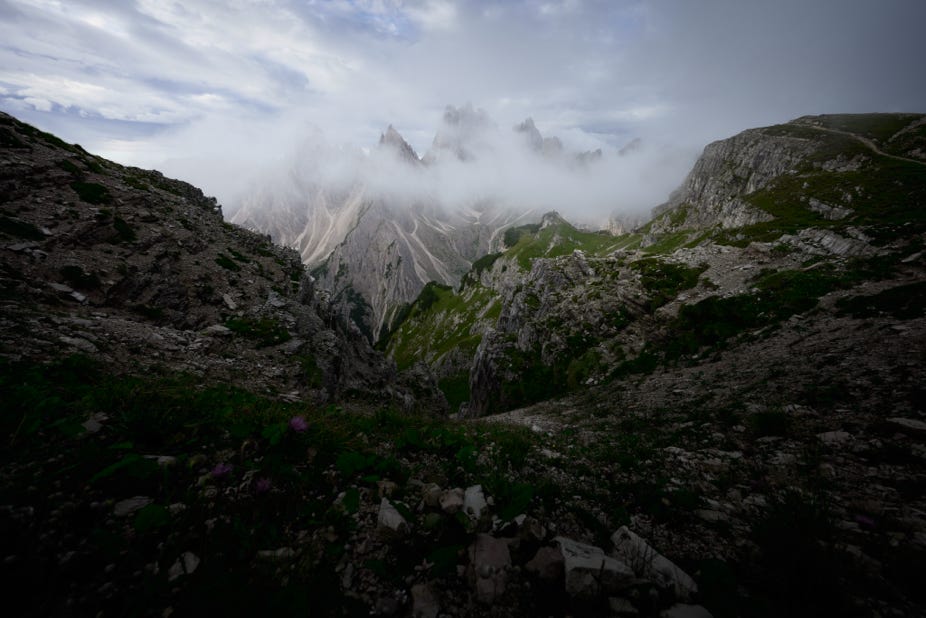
[0,0,924,212]
[237,104,686,227]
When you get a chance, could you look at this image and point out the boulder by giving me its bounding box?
[464,484,488,520]
[525,546,564,581]
[411,582,440,618]
[555,536,634,599]
[113,496,152,517]
[610,527,697,601]
[887,417,926,437]
[468,533,511,603]
[377,498,408,535]
[440,488,464,514]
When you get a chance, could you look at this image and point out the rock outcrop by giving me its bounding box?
[0,111,418,406]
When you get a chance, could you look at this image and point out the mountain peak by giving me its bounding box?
[540,210,568,228]
[515,117,543,151]
[378,125,420,164]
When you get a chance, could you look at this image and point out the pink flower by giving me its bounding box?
[211,462,233,479]
[254,477,272,495]
[288,415,308,433]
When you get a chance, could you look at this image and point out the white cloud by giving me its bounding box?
[0,0,923,213]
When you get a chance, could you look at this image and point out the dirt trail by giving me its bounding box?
[809,125,926,167]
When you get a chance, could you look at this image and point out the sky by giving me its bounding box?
[2,0,925,216]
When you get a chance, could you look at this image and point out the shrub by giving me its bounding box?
[70,181,111,204]
[225,317,291,347]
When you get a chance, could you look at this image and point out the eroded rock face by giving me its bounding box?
[0,111,422,407]
[649,127,818,235]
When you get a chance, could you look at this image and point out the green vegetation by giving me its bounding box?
[502,223,540,247]
[214,252,241,272]
[0,355,536,616]
[225,317,291,347]
[70,181,112,205]
[460,252,502,289]
[437,372,470,411]
[714,134,926,247]
[0,127,27,148]
[613,266,849,378]
[804,113,922,143]
[57,159,82,175]
[112,216,136,243]
[123,175,150,191]
[388,282,495,370]
[507,219,624,269]
[630,258,706,311]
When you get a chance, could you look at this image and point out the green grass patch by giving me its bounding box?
[214,253,241,272]
[802,113,923,144]
[225,317,291,347]
[437,372,470,411]
[388,282,494,370]
[111,216,136,243]
[630,258,706,310]
[70,181,112,205]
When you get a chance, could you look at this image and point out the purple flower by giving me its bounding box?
[211,462,233,479]
[254,477,272,495]
[854,514,876,529]
[289,415,309,433]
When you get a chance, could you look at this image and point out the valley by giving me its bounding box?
[1,111,924,617]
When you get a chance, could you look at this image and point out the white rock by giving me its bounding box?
[817,430,852,444]
[202,324,232,336]
[611,526,698,601]
[222,293,237,310]
[468,533,511,604]
[59,336,97,354]
[113,496,152,517]
[440,488,464,514]
[887,417,926,437]
[555,536,634,599]
[377,498,408,534]
[168,551,200,581]
[464,485,488,520]
[421,483,442,508]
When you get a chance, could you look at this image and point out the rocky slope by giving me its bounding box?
[374,112,926,615]
[0,111,417,406]
[385,113,926,418]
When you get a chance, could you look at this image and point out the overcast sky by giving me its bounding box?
[2,0,925,209]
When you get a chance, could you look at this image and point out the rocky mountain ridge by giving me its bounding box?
[0,111,420,407]
[231,104,624,342]
[385,113,926,418]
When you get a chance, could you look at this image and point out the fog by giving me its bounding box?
[239,104,689,225]
[2,1,925,218]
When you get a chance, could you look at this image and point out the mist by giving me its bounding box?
[234,104,693,227]
[2,0,924,215]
